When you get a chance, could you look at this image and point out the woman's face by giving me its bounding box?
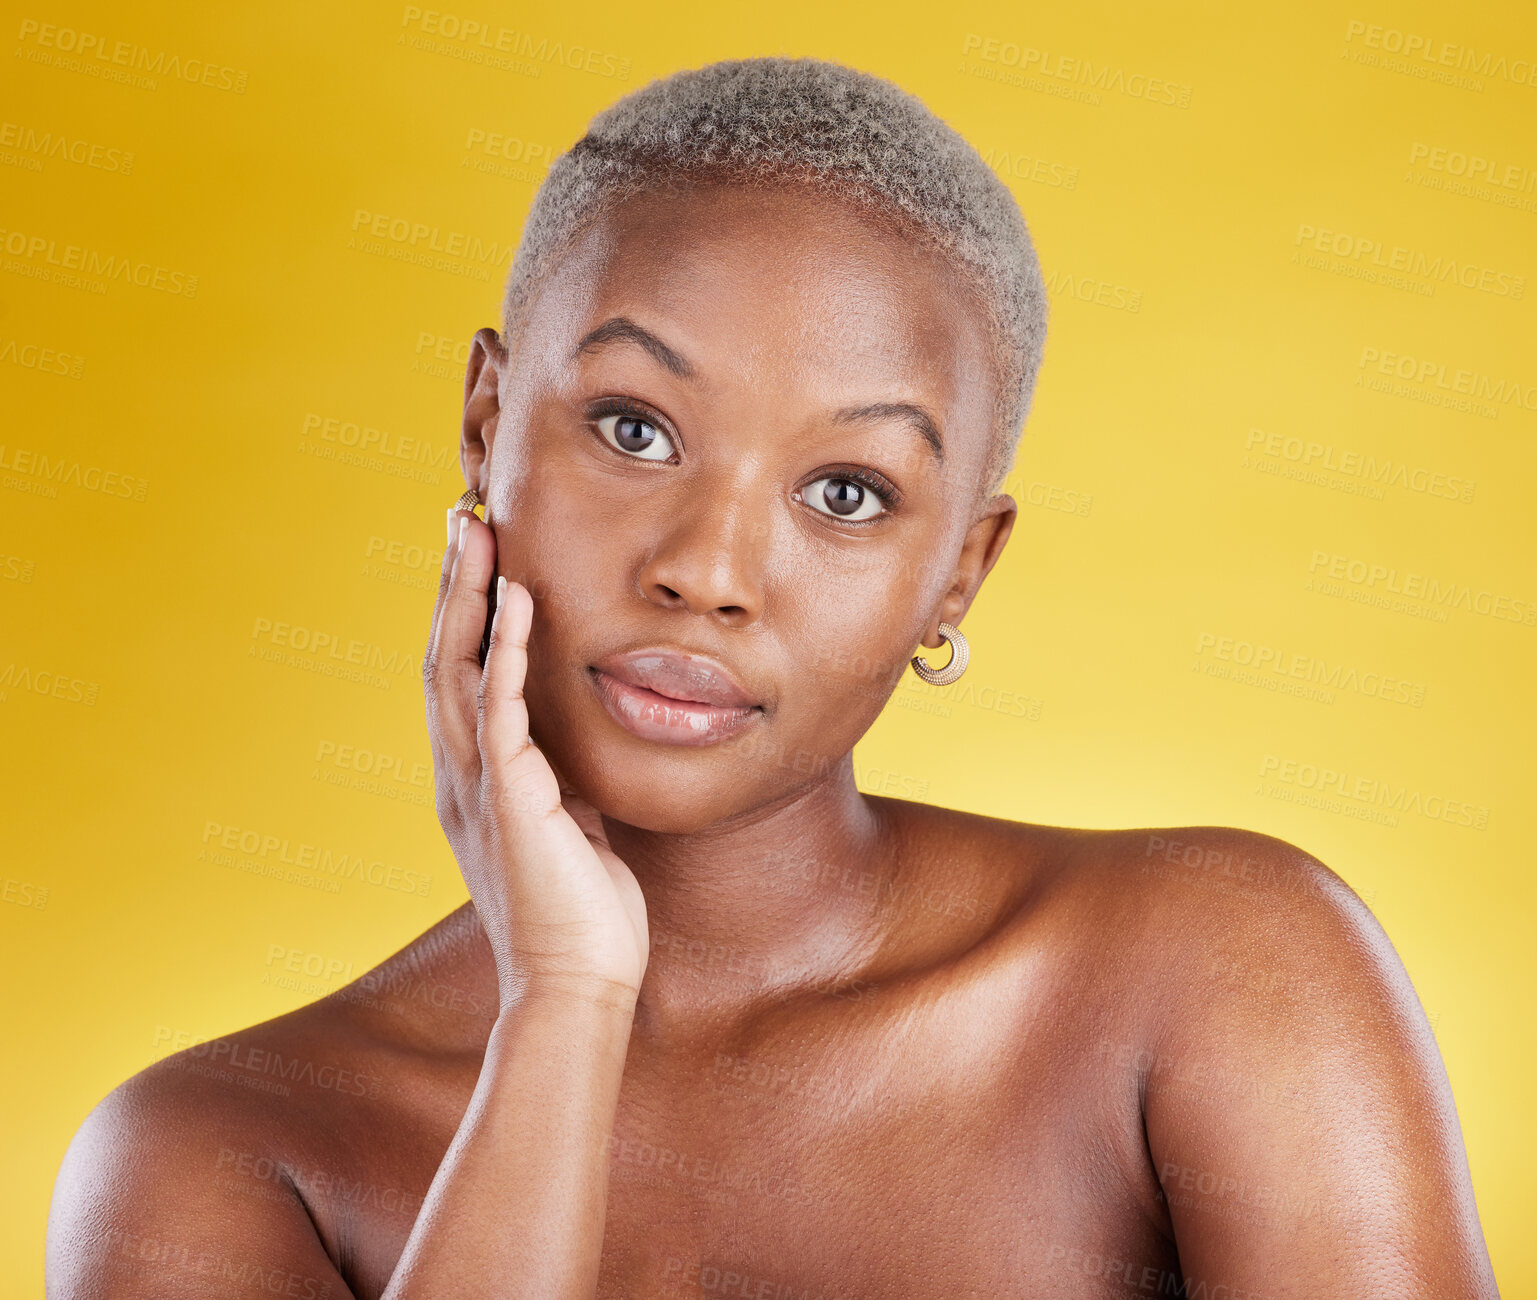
[463,179,1016,834]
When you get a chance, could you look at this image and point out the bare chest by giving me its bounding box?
[593,1025,1170,1299]
[323,996,1170,1299]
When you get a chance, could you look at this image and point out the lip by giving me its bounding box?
[588,649,764,747]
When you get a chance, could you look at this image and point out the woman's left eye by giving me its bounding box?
[596,412,675,461]
[801,477,887,522]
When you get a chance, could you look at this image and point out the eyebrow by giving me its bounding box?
[831,402,944,461]
[571,315,944,461]
[570,316,696,381]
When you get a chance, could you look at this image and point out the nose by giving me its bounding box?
[637,488,767,626]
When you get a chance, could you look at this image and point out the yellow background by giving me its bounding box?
[3,0,1533,1292]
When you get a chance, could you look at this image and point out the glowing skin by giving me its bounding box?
[46,182,1497,1300]
[480,180,1008,840]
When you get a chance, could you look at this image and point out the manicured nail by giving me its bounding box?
[446,507,456,547]
[456,514,469,554]
[496,575,506,613]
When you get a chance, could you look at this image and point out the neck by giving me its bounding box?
[604,756,906,1029]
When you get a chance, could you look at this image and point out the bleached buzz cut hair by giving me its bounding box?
[501,55,1048,494]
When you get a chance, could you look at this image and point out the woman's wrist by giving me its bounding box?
[484,976,639,1090]
[496,970,641,1023]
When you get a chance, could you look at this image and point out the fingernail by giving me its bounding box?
[456,514,469,554]
[496,575,506,612]
[446,507,456,548]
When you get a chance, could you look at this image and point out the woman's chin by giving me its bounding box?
[548,749,795,838]
[576,766,747,835]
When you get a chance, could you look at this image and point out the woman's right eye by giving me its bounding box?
[596,412,676,462]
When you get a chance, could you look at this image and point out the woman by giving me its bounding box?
[47,57,1496,1299]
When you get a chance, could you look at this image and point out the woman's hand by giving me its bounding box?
[424,506,649,1007]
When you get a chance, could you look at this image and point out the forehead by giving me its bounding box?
[526,179,997,448]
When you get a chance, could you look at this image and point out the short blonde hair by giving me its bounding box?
[503,56,1048,493]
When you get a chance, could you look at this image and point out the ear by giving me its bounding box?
[461,326,509,500]
[921,493,1017,649]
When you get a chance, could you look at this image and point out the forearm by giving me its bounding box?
[381,984,637,1299]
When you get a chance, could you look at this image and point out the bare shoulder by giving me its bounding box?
[921,810,1398,1003]
[890,801,1449,1116]
[906,805,1496,1290]
[1060,822,1435,1066]
[1075,822,1390,984]
[994,817,1434,1062]
[47,908,491,1297]
[1005,819,1497,1296]
[47,997,362,1297]
[878,798,1379,970]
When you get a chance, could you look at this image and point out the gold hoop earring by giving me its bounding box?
[452,487,482,516]
[910,622,969,686]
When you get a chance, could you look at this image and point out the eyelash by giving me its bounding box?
[807,465,902,515]
[584,397,902,517]
[588,396,679,461]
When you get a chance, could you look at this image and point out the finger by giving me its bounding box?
[540,747,607,848]
[562,790,611,852]
[544,749,580,803]
[479,578,561,819]
[427,511,497,777]
[422,508,470,765]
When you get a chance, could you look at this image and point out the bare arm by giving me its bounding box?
[1143,837,1497,1298]
[384,505,649,1297]
[381,986,635,1296]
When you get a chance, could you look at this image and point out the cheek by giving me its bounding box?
[766,549,934,746]
[798,590,920,711]
[491,457,615,619]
